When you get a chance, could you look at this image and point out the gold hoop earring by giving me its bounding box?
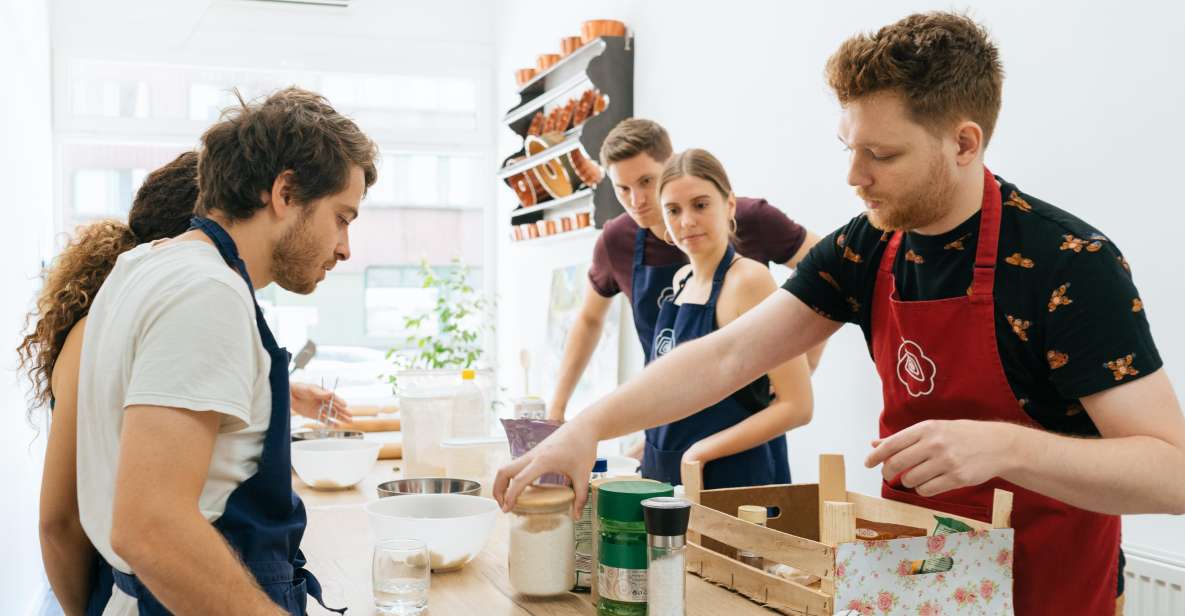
[729,217,738,235]
[661,228,676,246]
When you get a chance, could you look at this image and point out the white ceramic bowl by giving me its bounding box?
[291,438,381,489]
[364,494,499,571]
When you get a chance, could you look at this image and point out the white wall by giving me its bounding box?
[0,1,55,612]
[493,0,1185,563]
[51,0,495,69]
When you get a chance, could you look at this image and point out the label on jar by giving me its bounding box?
[597,564,647,603]
[574,502,593,588]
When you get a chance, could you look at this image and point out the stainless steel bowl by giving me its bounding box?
[377,478,481,498]
[291,430,364,442]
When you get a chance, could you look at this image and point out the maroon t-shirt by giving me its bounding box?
[588,197,807,300]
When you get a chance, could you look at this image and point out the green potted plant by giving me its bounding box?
[385,259,495,396]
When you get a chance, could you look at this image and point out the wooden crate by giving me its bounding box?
[681,454,1015,615]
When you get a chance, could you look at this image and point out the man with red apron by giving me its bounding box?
[870,169,1120,614]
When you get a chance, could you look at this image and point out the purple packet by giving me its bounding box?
[500,418,570,486]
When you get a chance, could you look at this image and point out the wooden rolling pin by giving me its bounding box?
[309,416,401,432]
[349,403,398,417]
[379,441,402,460]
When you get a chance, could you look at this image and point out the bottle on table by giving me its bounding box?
[642,497,692,616]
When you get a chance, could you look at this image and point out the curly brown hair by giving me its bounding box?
[195,87,378,222]
[16,151,198,416]
[825,12,1004,145]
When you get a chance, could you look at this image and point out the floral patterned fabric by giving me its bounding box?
[834,529,1015,615]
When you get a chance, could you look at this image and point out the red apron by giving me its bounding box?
[871,167,1120,615]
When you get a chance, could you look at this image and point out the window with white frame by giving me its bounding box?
[366,152,482,209]
[55,57,492,353]
[363,265,484,336]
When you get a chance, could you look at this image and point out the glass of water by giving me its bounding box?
[372,538,430,615]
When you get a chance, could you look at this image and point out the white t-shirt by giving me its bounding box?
[76,239,273,616]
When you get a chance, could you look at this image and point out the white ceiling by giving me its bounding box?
[50,0,496,69]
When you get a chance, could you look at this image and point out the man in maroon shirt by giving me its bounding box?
[547,119,821,422]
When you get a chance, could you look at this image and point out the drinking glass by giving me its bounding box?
[372,538,430,615]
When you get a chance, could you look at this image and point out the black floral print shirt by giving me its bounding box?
[784,175,1162,436]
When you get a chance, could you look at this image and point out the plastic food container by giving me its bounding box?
[399,386,457,478]
[441,435,511,496]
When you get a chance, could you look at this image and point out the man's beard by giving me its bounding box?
[272,206,332,295]
[861,155,955,232]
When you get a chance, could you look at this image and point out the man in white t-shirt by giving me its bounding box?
[77,87,377,616]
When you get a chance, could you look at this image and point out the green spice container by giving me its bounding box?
[596,480,674,616]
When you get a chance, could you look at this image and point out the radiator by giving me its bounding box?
[1124,546,1185,616]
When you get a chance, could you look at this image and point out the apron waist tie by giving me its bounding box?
[111,562,346,614]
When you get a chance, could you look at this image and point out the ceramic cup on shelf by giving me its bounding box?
[560,36,583,56]
[526,222,540,239]
[575,212,591,228]
[536,53,561,71]
[544,220,557,236]
[515,67,537,86]
[580,19,626,44]
[561,217,573,233]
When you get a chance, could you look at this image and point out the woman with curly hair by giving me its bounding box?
[18,152,201,616]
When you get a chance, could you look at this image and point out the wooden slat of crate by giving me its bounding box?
[818,454,847,537]
[688,503,834,579]
[699,482,821,541]
[846,491,994,532]
[686,542,833,615]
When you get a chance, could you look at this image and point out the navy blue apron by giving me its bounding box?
[640,244,790,490]
[87,217,343,615]
[629,227,685,358]
[83,560,113,615]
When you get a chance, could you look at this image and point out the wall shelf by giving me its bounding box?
[511,226,597,247]
[495,127,583,180]
[516,38,608,95]
[498,35,633,234]
[503,73,592,126]
[508,187,593,222]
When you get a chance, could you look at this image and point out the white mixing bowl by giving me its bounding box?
[291,438,381,489]
[364,493,499,571]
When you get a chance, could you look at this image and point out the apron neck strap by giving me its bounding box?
[189,216,256,291]
[705,244,737,305]
[632,226,649,268]
[672,268,694,301]
[971,167,1003,297]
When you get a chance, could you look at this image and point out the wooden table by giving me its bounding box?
[296,462,779,615]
